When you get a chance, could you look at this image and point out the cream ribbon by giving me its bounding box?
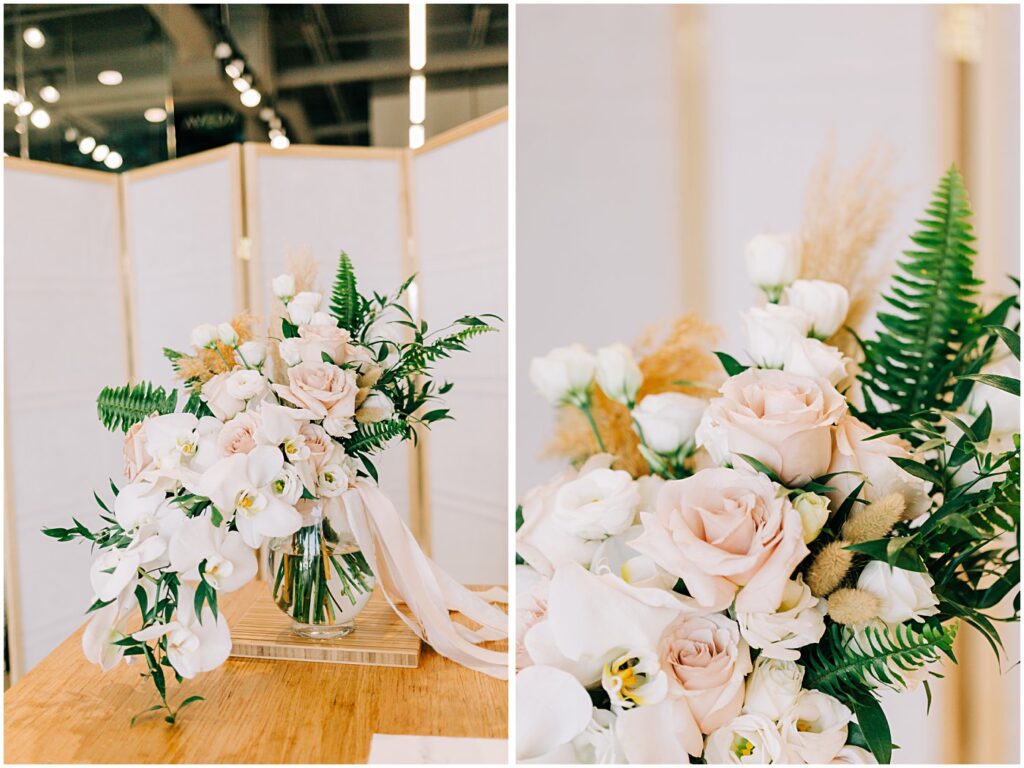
[341,480,509,680]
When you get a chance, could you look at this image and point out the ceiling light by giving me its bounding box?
[409,74,426,125]
[232,76,251,93]
[225,59,244,78]
[14,101,34,117]
[30,109,50,128]
[23,27,45,49]
[78,136,96,154]
[258,107,275,122]
[409,124,425,150]
[4,88,23,106]
[97,70,123,86]
[409,2,426,70]
[92,144,110,162]
[38,85,60,103]
[144,107,167,123]
[270,134,290,150]
[213,41,232,60]
[104,151,123,170]
[240,89,261,107]
[64,127,79,142]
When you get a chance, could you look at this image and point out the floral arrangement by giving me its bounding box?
[45,252,497,724]
[515,168,1019,764]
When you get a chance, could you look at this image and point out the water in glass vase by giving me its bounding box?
[268,517,376,639]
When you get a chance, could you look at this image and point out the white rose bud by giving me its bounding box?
[741,655,804,720]
[309,311,335,326]
[237,340,266,367]
[737,577,826,661]
[224,369,269,403]
[632,392,705,455]
[792,491,829,543]
[745,233,802,299]
[595,343,643,406]
[278,338,302,367]
[742,304,813,368]
[784,337,853,388]
[190,323,218,349]
[272,273,296,302]
[856,561,940,624]
[217,322,239,348]
[784,279,850,339]
[529,344,597,405]
[287,291,322,326]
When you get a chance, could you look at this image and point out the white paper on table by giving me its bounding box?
[367,734,508,764]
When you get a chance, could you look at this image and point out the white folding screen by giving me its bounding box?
[4,163,126,676]
[122,148,242,389]
[411,119,509,585]
[244,146,412,525]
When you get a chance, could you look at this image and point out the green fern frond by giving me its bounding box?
[96,381,178,433]
[346,419,410,454]
[402,325,498,371]
[329,251,364,332]
[802,621,958,702]
[858,167,984,426]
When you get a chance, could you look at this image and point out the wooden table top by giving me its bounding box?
[4,581,508,764]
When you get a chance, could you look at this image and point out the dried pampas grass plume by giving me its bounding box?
[545,314,721,476]
[266,247,319,385]
[827,588,881,626]
[173,312,260,391]
[842,493,906,544]
[806,540,854,597]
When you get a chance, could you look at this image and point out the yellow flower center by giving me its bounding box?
[732,736,755,758]
[604,655,646,707]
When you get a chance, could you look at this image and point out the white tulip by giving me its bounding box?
[737,578,826,661]
[632,392,706,455]
[133,584,231,679]
[595,343,643,406]
[217,322,239,347]
[168,516,258,592]
[287,291,322,326]
[741,303,813,368]
[704,712,783,764]
[82,599,135,672]
[272,273,296,302]
[778,689,852,764]
[792,492,830,544]
[741,655,804,720]
[279,338,303,367]
[856,561,940,624]
[190,323,218,349]
[784,279,850,339]
[554,466,639,540]
[745,233,802,297]
[237,340,266,367]
[529,344,597,405]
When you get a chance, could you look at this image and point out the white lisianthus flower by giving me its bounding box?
[704,712,783,764]
[741,655,804,720]
[742,304,813,368]
[784,279,851,339]
[217,321,239,347]
[745,233,801,296]
[82,599,136,672]
[287,291,322,326]
[356,391,395,424]
[737,578,826,661]
[632,392,706,455]
[595,343,643,407]
[778,689,852,763]
[237,340,266,367]
[529,344,597,405]
[168,516,258,592]
[317,444,357,497]
[572,708,626,763]
[279,338,303,367]
[197,446,304,548]
[271,462,305,505]
[856,561,940,624]
[553,465,639,540]
[133,584,231,679]
[272,273,296,302]
[792,492,830,544]
[602,648,668,713]
[833,745,878,764]
[190,323,218,349]
[784,337,854,388]
[225,368,269,404]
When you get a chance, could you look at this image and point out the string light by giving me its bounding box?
[103,151,123,170]
[78,136,96,154]
[14,101,34,117]
[91,144,110,162]
[144,107,167,123]
[98,70,123,86]
[22,27,45,49]
[29,109,50,128]
[240,89,261,108]
[38,85,60,103]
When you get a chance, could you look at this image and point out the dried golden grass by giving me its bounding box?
[544,314,721,476]
[265,249,319,384]
[173,312,260,391]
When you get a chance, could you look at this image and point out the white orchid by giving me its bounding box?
[197,446,303,548]
[82,598,136,671]
[133,584,231,679]
[516,665,593,762]
[256,403,315,457]
[89,531,167,602]
[168,516,258,592]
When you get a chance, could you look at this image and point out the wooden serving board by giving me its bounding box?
[229,588,421,668]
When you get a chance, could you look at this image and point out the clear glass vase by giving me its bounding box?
[267,515,376,639]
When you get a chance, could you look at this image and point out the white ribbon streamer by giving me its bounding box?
[342,480,509,680]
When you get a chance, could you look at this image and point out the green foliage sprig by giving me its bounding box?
[96,382,178,433]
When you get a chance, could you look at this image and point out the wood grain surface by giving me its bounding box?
[3,581,507,764]
[230,590,421,668]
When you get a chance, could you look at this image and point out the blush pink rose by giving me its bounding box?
[217,411,261,456]
[123,415,156,481]
[698,368,846,486]
[660,612,752,734]
[273,362,358,423]
[295,324,355,366]
[632,468,809,612]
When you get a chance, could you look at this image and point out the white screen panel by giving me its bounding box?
[412,122,508,584]
[124,153,239,389]
[249,151,410,520]
[4,167,126,672]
